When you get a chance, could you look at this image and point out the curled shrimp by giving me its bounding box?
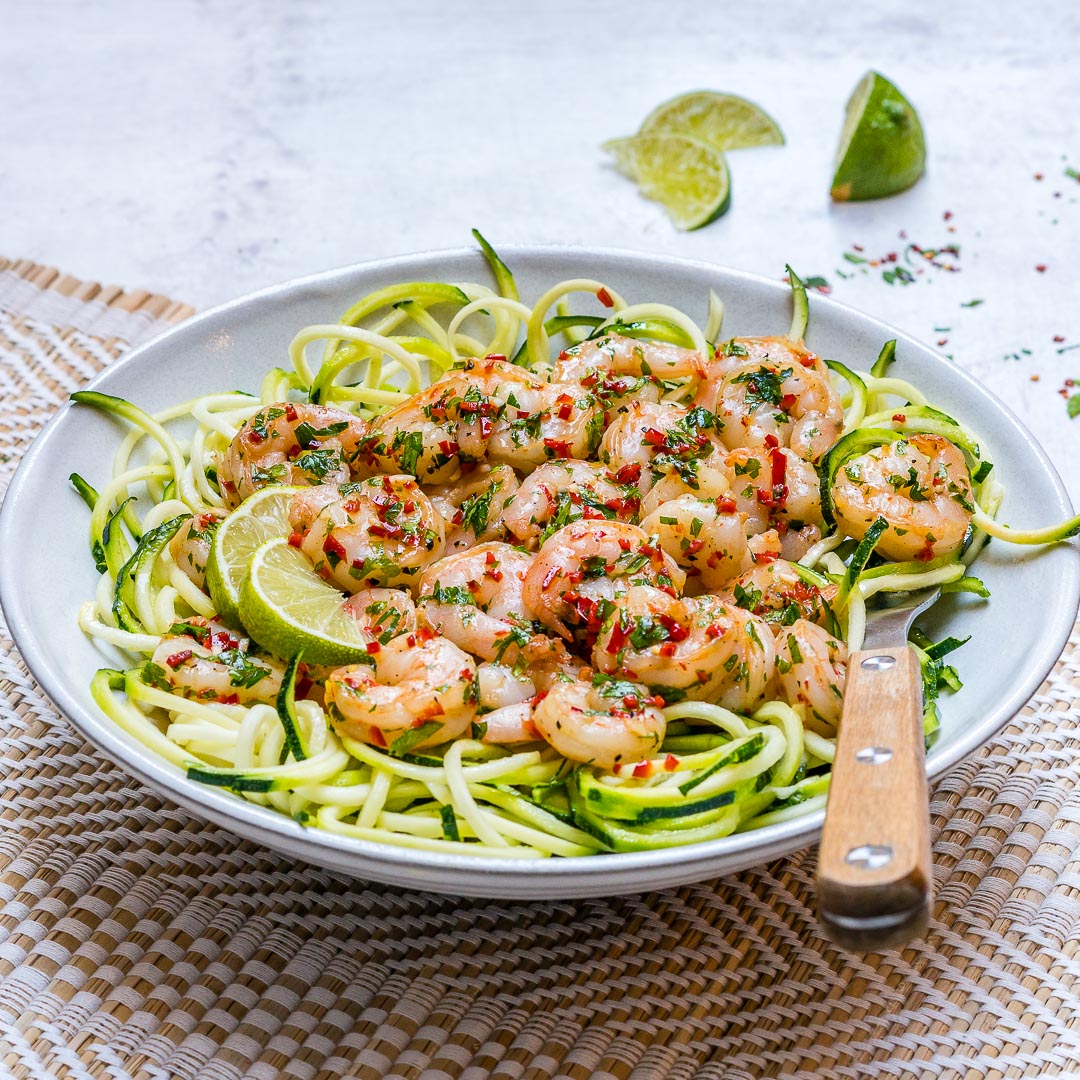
[324,630,477,750]
[639,495,752,591]
[600,401,725,496]
[151,621,281,705]
[219,402,366,508]
[292,476,445,592]
[831,433,974,561]
[592,586,775,710]
[417,542,566,666]
[169,511,223,589]
[552,332,704,385]
[722,559,838,628]
[724,446,825,561]
[697,342,843,463]
[425,464,519,551]
[532,672,666,770]
[475,662,540,745]
[522,521,685,642]
[504,459,640,547]
[361,358,547,483]
[775,619,847,728]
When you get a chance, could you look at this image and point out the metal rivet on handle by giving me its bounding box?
[861,655,896,671]
[855,746,893,765]
[845,844,893,869]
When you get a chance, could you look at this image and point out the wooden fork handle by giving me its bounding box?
[817,646,932,952]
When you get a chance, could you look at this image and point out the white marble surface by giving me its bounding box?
[4,0,1078,499]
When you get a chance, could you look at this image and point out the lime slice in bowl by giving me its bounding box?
[603,133,731,230]
[831,71,926,202]
[238,538,370,666]
[206,485,302,626]
[640,91,784,150]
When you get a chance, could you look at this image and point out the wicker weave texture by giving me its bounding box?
[0,260,1078,1080]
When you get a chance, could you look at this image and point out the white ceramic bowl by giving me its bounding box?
[2,246,1077,898]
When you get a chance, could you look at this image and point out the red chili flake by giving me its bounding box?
[366,641,381,655]
[165,650,192,669]
[418,626,436,642]
[853,243,864,252]
[892,413,907,423]
[686,538,705,555]
[369,728,387,748]
[658,642,677,657]
[285,404,298,422]
[606,617,630,654]
[406,634,417,647]
[780,394,797,410]
[617,537,632,551]
[541,565,560,590]
[763,434,779,449]
[1054,335,1066,343]
[656,614,689,642]
[287,532,304,548]
[460,461,477,474]
[915,542,935,562]
[615,462,641,485]
[771,448,787,488]
[323,534,347,561]
[943,210,953,221]
[246,430,264,445]
[1035,172,1044,180]
[937,338,948,347]
[485,353,507,362]
[1036,265,1047,273]
[1031,374,1040,382]
[643,427,667,447]
[480,417,493,438]
[216,693,240,706]
[622,694,640,710]
[716,494,737,514]
[663,753,679,772]
[543,437,572,458]
[632,760,653,778]
[438,439,458,457]
[221,479,237,493]
[753,550,779,565]
[596,287,615,308]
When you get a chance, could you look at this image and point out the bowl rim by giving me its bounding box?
[1,242,1076,887]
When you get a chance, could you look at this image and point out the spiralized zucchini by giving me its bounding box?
[72,232,1079,858]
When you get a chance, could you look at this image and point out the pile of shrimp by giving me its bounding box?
[154,331,976,775]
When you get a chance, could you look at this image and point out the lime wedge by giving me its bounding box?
[603,133,731,230]
[831,71,926,202]
[206,486,302,627]
[640,91,784,151]
[238,538,370,666]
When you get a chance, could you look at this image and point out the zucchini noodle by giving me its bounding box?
[72,232,1079,858]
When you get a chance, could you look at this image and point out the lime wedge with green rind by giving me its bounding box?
[206,485,302,627]
[238,537,369,666]
[640,91,784,151]
[831,71,926,202]
[603,133,731,230]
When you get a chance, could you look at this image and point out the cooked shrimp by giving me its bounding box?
[324,630,477,750]
[474,662,541,744]
[724,446,825,561]
[600,402,724,493]
[426,464,519,551]
[218,402,366,508]
[532,672,666,770]
[638,459,732,517]
[552,332,704,385]
[722,560,838,628]
[831,433,974,561]
[522,521,685,642]
[697,345,843,463]
[361,358,547,483]
[592,586,775,710]
[775,619,847,728]
[485,379,604,473]
[418,542,566,665]
[703,336,820,383]
[504,459,640,547]
[169,511,223,589]
[640,495,752,591]
[294,476,444,592]
[340,587,418,641]
[152,621,281,705]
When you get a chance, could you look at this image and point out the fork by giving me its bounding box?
[816,587,940,952]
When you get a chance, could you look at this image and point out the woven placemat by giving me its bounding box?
[1,258,1078,1080]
